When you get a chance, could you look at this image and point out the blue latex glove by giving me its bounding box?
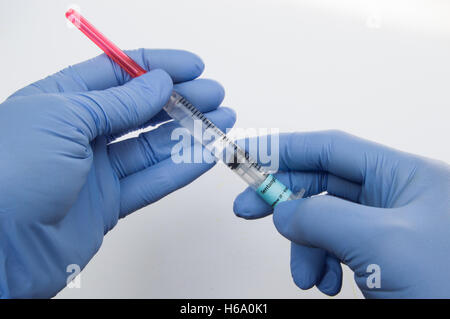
[234,131,450,298]
[0,49,236,298]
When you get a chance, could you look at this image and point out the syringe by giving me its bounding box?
[66,9,304,207]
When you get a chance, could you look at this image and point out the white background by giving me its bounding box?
[0,0,449,298]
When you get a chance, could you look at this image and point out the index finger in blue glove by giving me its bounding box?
[109,79,226,179]
[283,130,412,184]
[9,49,204,98]
[273,195,389,263]
[235,131,397,184]
[145,78,226,127]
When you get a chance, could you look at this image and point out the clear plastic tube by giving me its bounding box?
[165,91,305,206]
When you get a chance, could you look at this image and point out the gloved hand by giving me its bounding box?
[234,131,450,298]
[0,49,236,298]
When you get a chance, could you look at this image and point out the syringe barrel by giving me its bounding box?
[165,92,304,207]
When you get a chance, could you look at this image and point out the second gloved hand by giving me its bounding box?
[234,131,450,298]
